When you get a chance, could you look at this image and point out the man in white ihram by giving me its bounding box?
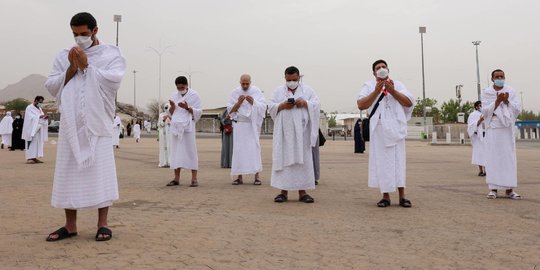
[112,114,122,149]
[467,101,486,176]
[269,66,320,203]
[22,96,49,163]
[0,111,14,149]
[44,12,126,241]
[227,74,266,185]
[357,59,415,208]
[158,102,172,168]
[166,76,203,187]
[482,69,521,200]
[144,120,151,133]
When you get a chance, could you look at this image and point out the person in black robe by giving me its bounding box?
[126,122,132,137]
[10,113,25,151]
[354,118,365,153]
[220,109,233,168]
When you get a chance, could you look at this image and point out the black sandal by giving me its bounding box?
[274,194,288,203]
[377,199,391,207]
[399,198,412,208]
[299,194,315,203]
[232,179,243,185]
[253,179,262,185]
[166,180,179,186]
[46,227,77,242]
[95,227,112,241]
[189,180,199,187]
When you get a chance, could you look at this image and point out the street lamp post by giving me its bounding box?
[133,70,137,109]
[147,45,175,111]
[419,26,427,139]
[113,15,122,47]
[472,41,482,101]
[456,84,463,105]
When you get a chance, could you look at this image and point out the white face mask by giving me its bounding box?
[286,80,299,90]
[179,89,188,95]
[75,35,93,49]
[16,116,21,119]
[376,68,389,79]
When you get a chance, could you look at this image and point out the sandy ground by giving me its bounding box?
[0,135,539,270]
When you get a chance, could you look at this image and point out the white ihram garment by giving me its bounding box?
[158,112,172,167]
[22,104,48,160]
[227,86,266,176]
[169,89,202,170]
[467,110,486,166]
[269,84,320,191]
[358,80,414,193]
[45,43,125,209]
[481,85,520,190]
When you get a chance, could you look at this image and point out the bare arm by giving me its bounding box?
[357,81,384,110]
[229,96,246,113]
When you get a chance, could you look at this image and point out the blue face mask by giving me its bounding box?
[37,103,43,108]
[494,79,505,87]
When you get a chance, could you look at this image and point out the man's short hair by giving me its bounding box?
[284,66,300,76]
[175,76,188,85]
[491,69,504,78]
[70,12,97,30]
[372,59,388,72]
[474,101,482,108]
[34,96,44,102]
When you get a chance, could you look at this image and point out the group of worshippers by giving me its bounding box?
[0,112,25,151]
[38,12,521,244]
[163,67,321,203]
[1,97,50,163]
[467,69,522,200]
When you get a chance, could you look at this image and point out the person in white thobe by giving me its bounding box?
[144,120,151,133]
[0,111,14,149]
[21,96,49,163]
[166,76,202,187]
[467,101,486,176]
[158,103,172,168]
[112,115,122,148]
[44,12,126,242]
[133,121,141,142]
[269,66,320,203]
[482,69,521,200]
[227,74,266,185]
[357,60,415,208]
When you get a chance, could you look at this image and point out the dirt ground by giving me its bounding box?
[0,135,539,270]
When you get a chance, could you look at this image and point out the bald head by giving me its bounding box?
[240,74,251,91]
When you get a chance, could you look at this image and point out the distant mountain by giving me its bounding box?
[0,74,54,103]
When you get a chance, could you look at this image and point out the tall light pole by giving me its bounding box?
[133,70,137,109]
[456,84,463,105]
[147,45,175,111]
[113,15,122,111]
[472,41,481,101]
[113,15,122,46]
[419,26,427,139]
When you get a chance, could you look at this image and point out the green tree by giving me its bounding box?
[328,114,337,128]
[440,99,461,123]
[518,110,540,121]
[2,98,30,113]
[413,98,441,124]
[440,99,476,123]
[461,101,474,122]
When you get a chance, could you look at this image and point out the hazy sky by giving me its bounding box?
[1,0,539,112]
